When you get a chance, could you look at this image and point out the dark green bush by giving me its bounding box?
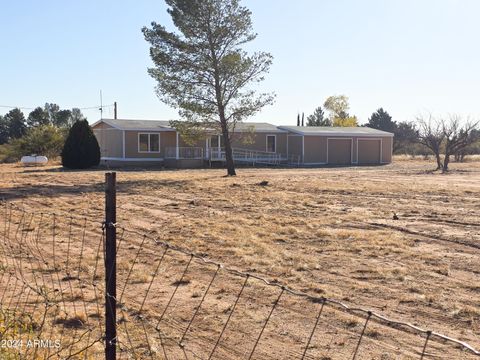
[61,120,100,169]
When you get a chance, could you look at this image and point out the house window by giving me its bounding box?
[266,135,276,153]
[138,133,160,153]
[210,135,225,148]
[210,135,219,148]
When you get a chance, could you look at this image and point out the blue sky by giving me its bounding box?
[1,0,479,125]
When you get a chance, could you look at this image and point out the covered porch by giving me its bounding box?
[165,146,299,166]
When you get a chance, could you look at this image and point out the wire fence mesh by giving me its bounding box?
[1,200,479,359]
[0,202,105,359]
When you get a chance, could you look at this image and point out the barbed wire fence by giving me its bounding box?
[0,172,479,359]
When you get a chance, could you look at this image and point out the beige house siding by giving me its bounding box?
[352,138,358,162]
[232,133,288,154]
[327,138,353,164]
[357,139,381,164]
[124,131,176,158]
[287,136,303,161]
[381,137,393,163]
[303,136,327,164]
[93,128,123,158]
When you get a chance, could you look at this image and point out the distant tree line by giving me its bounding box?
[0,103,87,162]
[365,109,479,171]
[364,108,419,155]
[0,103,86,145]
[302,97,480,169]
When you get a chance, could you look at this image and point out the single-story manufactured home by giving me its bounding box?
[91,118,393,167]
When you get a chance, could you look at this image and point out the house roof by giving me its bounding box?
[91,118,174,131]
[92,119,392,137]
[278,126,394,137]
[92,119,288,133]
[232,122,288,133]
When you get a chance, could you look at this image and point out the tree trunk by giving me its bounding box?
[210,47,236,176]
[431,146,443,170]
[443,153,450,173]
[221,123,236,176]
[218,107,236,176]
[435,152,442,171]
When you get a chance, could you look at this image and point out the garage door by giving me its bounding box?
[358,139,381,164]
[327,139,352,165]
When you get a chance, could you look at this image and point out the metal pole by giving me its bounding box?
[105,172,117,360]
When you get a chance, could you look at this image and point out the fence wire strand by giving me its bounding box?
[1,200,479,360]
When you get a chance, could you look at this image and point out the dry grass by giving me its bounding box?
[394,153,480,162]
[1,158,480,358]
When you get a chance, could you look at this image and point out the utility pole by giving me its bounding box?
[114,102,117,119]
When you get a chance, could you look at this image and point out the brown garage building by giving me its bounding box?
[278,126,393,165]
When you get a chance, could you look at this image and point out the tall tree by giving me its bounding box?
[70,108,86,124]
[0,115,7,144]
[332,116,358,127]
[441,116,478,171]
[142,0,274,176]
[417,114,478,172]
[55,109,72,127]
[2,108,26,141]
[27,107,49,127]
[454,129,480,161]
[417,115,444,170]
[324,95,349,119]
[393,121,418,153]
[324,95,358,127]
[367,108,396,133]
[44,103,61,124]
[55,108,87,128]
[307,106,331,126]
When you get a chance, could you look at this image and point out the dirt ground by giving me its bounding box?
[0,158,479,359]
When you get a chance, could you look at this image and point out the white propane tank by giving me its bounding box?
[21,155,48,166]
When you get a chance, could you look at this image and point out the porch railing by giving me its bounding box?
[165,147,204,159]
[166,146,300,166]
[210,147,287,165]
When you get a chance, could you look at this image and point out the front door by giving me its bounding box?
[208,135,224,159]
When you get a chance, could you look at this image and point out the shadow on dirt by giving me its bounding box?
[0,178,190,201]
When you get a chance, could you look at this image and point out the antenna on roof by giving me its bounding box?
[99,90,103,119]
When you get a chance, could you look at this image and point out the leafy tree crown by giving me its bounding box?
[142,0,274,136]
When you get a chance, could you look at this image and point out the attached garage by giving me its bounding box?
[91,119,394,168]
[279,126,394,166]
[357,139,381,164]
[327,138,352,165]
